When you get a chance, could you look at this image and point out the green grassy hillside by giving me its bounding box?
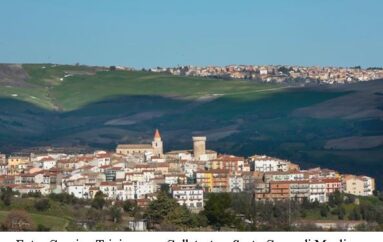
[6,64,281,110]
[1,63,383,188]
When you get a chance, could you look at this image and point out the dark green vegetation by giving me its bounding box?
[2,188,383,231]
[196,191,383,231]
[1,64,383,188]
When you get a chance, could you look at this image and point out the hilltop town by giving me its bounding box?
[0,129,375,215]
[147,65,383,85]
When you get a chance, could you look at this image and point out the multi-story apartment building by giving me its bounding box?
[207,155,249,173]
[323,178,342,194]
[289,181,310,201]
[99,181,118,200]
[342,175,375,196]
[265,171,306,182]
[269,181,290,200]
[196,169,229,193]
[309,180,327,203]
[172,184,204,212]
[249,155,299,172]
[165,174,187,185]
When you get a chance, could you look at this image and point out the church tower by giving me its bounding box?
[152,129,163,157]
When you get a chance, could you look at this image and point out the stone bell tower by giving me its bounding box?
[152,129,163,157]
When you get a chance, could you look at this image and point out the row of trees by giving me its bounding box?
[3,187,383,231]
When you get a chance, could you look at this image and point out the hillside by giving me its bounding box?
[0,63,383,188]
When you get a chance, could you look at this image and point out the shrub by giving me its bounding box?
[2,210,36,231]
[34,199,51,211]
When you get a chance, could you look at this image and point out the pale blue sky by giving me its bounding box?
[0,0,382,68]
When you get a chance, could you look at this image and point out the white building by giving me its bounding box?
[267,171,305,182]
[228,176,244,192]
[128,220,147,231]
[91,153,111,167]
[68,185,91,199]
[99,182,118,200]
[42,158,57,170]
[172,184,204,212]
[181,162,198,179]
[13,184,50,196]
[309,180,327,203]
[250,155,295,172]
[165,174,186,185]
[117,180,156,201]
[259,68,268,75]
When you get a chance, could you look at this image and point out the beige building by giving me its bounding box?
[116,144,153,155]
[116,129,163,157]
[7,156,30,175]
[342,175,375,196]
[193,136,206,160]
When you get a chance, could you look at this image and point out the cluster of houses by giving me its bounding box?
[149,65,383,84]
[0,130,376,212]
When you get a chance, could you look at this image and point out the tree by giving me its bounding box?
[165,205,194,230]
[123,200,135,213]
[360,204,376,222]
[2,210,35,231]
[34,199,50,211]
[91,191,106,210]
[328,190,343,207]
[337,206,346,220]
[193,213,208,228]
[144,192,201,230]
[160,184,170,194]
[83,208,104,229]
[277,66,290,74]
[320,205,329,218]
[123,200,140,218]
[145,192,179,225]
[0,187,13,206]
[24,191,42,198]
[349,207,361,220]
[203,193,234,230]
[49,193,79,205]
[109,205,122,223]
